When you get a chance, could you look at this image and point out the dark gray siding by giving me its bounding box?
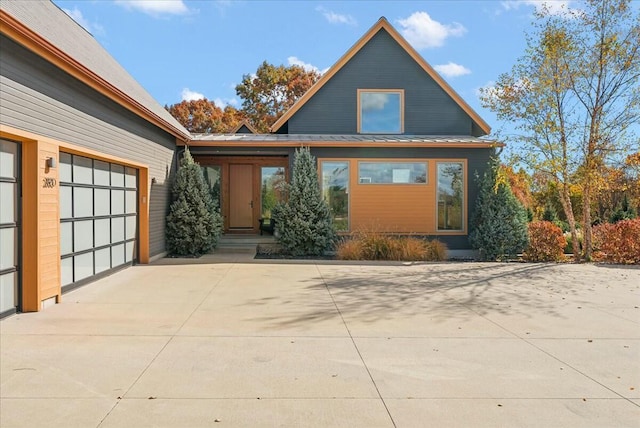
[287,29,475,136]
[0,35,176,256]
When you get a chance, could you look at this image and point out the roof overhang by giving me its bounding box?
[0,9,191,142]
[184,134,502,149]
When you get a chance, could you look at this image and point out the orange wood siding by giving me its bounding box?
[21,139,61,311]
[320,158,468,235]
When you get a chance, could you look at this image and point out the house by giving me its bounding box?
[0,1,190,317]
[0,1,495,318]
[189,18,497,250]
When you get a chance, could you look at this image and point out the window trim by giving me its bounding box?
[435,160,466,233]
[357,160,428,185]
[319,159,351,233]
[357,89,404,134]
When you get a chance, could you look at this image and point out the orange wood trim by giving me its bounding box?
[270,18,491,135]
[318,158,353,232]
[0,10,189,142]
[184,140,500,149]
[20,141,39,312]
[229,120,258,134]
[138,168,150,263]
[356,89,404,134]
[434,159,468,234]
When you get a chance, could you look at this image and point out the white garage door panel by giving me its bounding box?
[59,153,138,289]
[0,139,20,316]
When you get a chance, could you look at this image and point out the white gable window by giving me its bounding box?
[358,89,404,134]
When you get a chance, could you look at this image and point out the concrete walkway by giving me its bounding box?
[1,259,639,427]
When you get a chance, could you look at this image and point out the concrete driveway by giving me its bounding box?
[1,259,639,427]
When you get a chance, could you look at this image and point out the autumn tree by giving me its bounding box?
[235,61,321,133]
[500,164,532,209]
[482,0,640,260]
[166,99,244,133]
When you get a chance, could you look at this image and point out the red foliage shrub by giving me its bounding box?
[592,219,640,264]
[523,221,567,262]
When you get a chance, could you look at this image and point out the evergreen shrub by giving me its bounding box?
[272,147,336,256]
[165,147,222,256]
[469,161,529,260]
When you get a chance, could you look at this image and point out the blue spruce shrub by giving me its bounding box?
[469,162,529,260]
[272,147,336,256]
[166,147,222,256]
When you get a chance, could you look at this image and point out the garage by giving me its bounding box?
[59,152,138,290]
[0,139,20,317]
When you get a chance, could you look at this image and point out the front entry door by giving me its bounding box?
[229,164,253,229]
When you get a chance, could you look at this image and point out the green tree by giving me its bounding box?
[610,194,638,223]
[272,147,336,256]
[166,147,222,256]
[469,161,530,261]
[482,0,640,260]
[235,61,320,133]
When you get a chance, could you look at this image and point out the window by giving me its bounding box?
[437,162,464,231]
[260,167,286,219]
[358,162,427,184]
[201,166,221,209]
[358,90,403,134]
[321,161,349,231]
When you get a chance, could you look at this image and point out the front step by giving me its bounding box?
[213,234,276,254]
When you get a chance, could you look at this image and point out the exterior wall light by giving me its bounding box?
[46,157,57,168]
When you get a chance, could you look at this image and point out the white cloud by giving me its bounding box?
[181,88,204,102]
[115,0,189,16]
[287,56,329,74]
[361,93,389,112]
[315,6,357,26]
[434,62,471,78]
[213,97,239,109]
[501,1,573,16]
[396,12,466,50]
[63,7,104,35]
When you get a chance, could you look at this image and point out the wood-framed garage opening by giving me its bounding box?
[195,155,288,234]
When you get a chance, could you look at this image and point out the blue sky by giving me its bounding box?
[52,0,581,137]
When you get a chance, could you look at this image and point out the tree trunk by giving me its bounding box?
[582,178,593,261]
[558,182,580,261]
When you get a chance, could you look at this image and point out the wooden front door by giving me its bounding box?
[229,164,254,229]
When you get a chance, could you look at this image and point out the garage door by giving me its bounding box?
[0,140,20,317]
[60,153,138,289]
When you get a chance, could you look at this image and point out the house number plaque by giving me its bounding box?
[42,177,57,188]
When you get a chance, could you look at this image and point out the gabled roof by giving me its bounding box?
[0,1,190,142]
[230,120,258,134]
[270,17,491,136]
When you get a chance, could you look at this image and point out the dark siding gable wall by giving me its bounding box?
[0,35,176,256]
[287,29,474,135]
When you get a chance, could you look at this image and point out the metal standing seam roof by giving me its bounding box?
[190,134,497,144]
[0,0,190,140]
